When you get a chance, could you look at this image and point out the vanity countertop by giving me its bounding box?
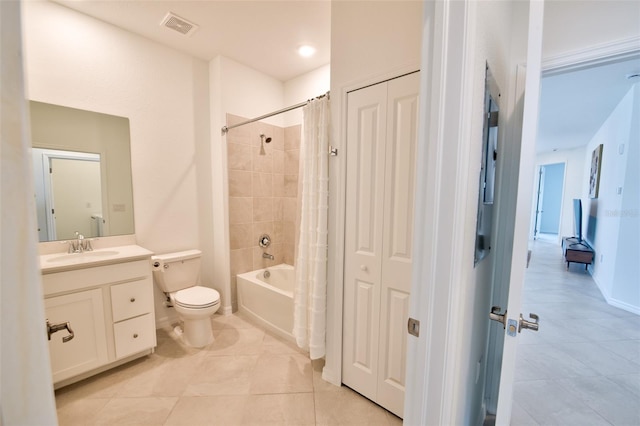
[40,245,154,274]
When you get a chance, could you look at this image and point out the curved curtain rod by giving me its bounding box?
[221,91,329,135]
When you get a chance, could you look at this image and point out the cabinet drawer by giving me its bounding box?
[110,279,153,322]
[113,313,156,359]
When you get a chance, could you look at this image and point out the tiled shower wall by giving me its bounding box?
[226,113,301,309]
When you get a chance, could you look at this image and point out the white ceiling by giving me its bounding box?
[50,1,638,153]
[53,0,331,82]
[537,54,640,153]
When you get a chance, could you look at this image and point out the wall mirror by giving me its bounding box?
[30,101,135,242]
[474,63,500,265]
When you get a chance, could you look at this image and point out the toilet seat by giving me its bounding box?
[173,286,220,309]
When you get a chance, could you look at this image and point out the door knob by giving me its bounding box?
[518,313,539,332]
[489,306,507,329]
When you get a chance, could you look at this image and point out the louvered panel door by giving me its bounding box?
[342,72,419,418]
[342,82,387,402]
[377,72,420,417]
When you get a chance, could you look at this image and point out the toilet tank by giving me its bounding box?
[151,249,202,293]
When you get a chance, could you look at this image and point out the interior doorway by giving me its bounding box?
[533,162,565,241]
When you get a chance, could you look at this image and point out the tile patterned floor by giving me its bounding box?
[512,239,640,426]
[55,313,402,425]
[54,238,640,425]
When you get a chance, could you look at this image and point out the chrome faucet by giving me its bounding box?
[67,231,94,253]
[262,252,274,260]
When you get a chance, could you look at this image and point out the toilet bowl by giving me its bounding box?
[151,250,221,348]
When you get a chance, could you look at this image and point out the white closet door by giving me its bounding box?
[342,82,388,401]
[377,72,420,417]
[342,72,419,417]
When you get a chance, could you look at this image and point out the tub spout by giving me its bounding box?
[262,252,274,260]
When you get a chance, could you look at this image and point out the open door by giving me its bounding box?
[488,2,545,423]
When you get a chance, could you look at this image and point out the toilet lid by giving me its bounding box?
[173,286,220,309]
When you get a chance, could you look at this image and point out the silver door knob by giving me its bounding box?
[518,313,539,332]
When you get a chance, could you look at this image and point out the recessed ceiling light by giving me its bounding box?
[297,45,316,58]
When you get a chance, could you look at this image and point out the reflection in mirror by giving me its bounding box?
[30,101,135,242]
[33,149,103,241]
[474,63,500,265]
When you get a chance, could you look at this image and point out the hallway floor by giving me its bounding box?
[512,239,640,425]
[55,313,401,425]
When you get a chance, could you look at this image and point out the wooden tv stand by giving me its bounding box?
[562,237,594,270]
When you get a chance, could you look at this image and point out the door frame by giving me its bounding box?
[33,148,101,241]
[531,161,567,242]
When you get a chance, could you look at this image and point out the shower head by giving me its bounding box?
[259,134,267,156]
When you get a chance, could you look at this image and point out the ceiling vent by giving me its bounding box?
[160,12,199,37]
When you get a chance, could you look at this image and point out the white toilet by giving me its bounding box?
[151,249,220,348]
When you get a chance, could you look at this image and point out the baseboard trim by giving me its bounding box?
[591,274,640,316]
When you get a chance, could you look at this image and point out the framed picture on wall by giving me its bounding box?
[589,144,603,199]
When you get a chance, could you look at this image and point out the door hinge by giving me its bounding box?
[408,317,420,337]
[329,146,338,156]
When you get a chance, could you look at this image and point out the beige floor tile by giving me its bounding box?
[155,327,210,359]
[183,355,258,396]
[249,353,313,394]
[55,357,149,403]
[92,397,178,425]
[163,395,248,425]
[241,393,315,426]
[56,398,110,426]
[223,311,260,329]
[54,313,401,425]
[385,411,403,425]
[210,313,229,330]
[203,327,265,356]
[116,354,203,397]
[262,332,305,355]
[314,386,392,425]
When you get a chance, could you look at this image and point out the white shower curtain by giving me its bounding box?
[293,96,330,359]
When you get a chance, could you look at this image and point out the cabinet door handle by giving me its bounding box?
[133,333,139,339]
[46,319,75,343]
[130,297,136,303]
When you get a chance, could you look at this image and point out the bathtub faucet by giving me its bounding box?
[262,252,274,260]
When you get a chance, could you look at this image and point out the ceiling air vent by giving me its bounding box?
[160,12,199,37]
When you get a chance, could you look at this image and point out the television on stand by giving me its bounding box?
[569,198,583,246]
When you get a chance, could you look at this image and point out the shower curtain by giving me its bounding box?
[1,1,57,422]
[293,96,330,359]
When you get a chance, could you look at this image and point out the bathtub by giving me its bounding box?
[237,264,294,342]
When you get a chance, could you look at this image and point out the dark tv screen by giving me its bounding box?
[573,199,582,242]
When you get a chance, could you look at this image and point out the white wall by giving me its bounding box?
[543,1,640,58]
[23,1,211,325]
[532,146,587,239]
[283,64,330,127]
[613,84,640,310]
[585,84,639,314]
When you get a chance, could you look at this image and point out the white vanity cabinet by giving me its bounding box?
[41,251,156,388]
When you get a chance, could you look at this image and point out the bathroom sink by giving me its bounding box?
[46,250,120,263]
